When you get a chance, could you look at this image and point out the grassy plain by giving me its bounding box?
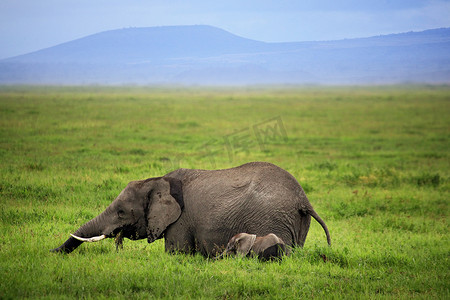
[0,85,449,299]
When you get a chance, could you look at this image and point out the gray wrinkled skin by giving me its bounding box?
[52,162,331,256]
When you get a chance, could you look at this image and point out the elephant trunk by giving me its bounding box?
[51,207,114,254]
[50,235,84,254]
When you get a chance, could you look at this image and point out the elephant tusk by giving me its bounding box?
[70,234,107,242]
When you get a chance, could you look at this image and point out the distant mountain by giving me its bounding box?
[4,26,270,64]
[1,25,449,85]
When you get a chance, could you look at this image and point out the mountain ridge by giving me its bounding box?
[3,25,270,64]
[1,25,449,85]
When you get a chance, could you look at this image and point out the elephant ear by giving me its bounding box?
[235,234,257,256]
[146,177,183,243]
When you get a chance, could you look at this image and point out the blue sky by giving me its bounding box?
[1,0,449,59]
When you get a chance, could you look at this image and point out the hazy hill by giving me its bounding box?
[4,26,269,64]
[0,25,449,85]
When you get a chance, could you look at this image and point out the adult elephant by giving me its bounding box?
[51,162,331,256]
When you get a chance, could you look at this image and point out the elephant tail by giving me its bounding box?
[305,207,331,246]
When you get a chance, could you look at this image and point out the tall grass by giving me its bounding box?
[0,85,449,298]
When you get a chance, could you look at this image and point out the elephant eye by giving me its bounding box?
[118,209,126,218]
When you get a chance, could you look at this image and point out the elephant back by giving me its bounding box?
[168,162,308,249]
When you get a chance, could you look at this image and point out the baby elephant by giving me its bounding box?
[224,233,287,261]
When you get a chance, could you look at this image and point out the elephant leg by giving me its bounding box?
[297,213,311,247]
[164,238,195,254]
[164,221,195,254]
[193,229,231,257]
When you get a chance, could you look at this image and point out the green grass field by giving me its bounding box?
[0,85,449,299]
